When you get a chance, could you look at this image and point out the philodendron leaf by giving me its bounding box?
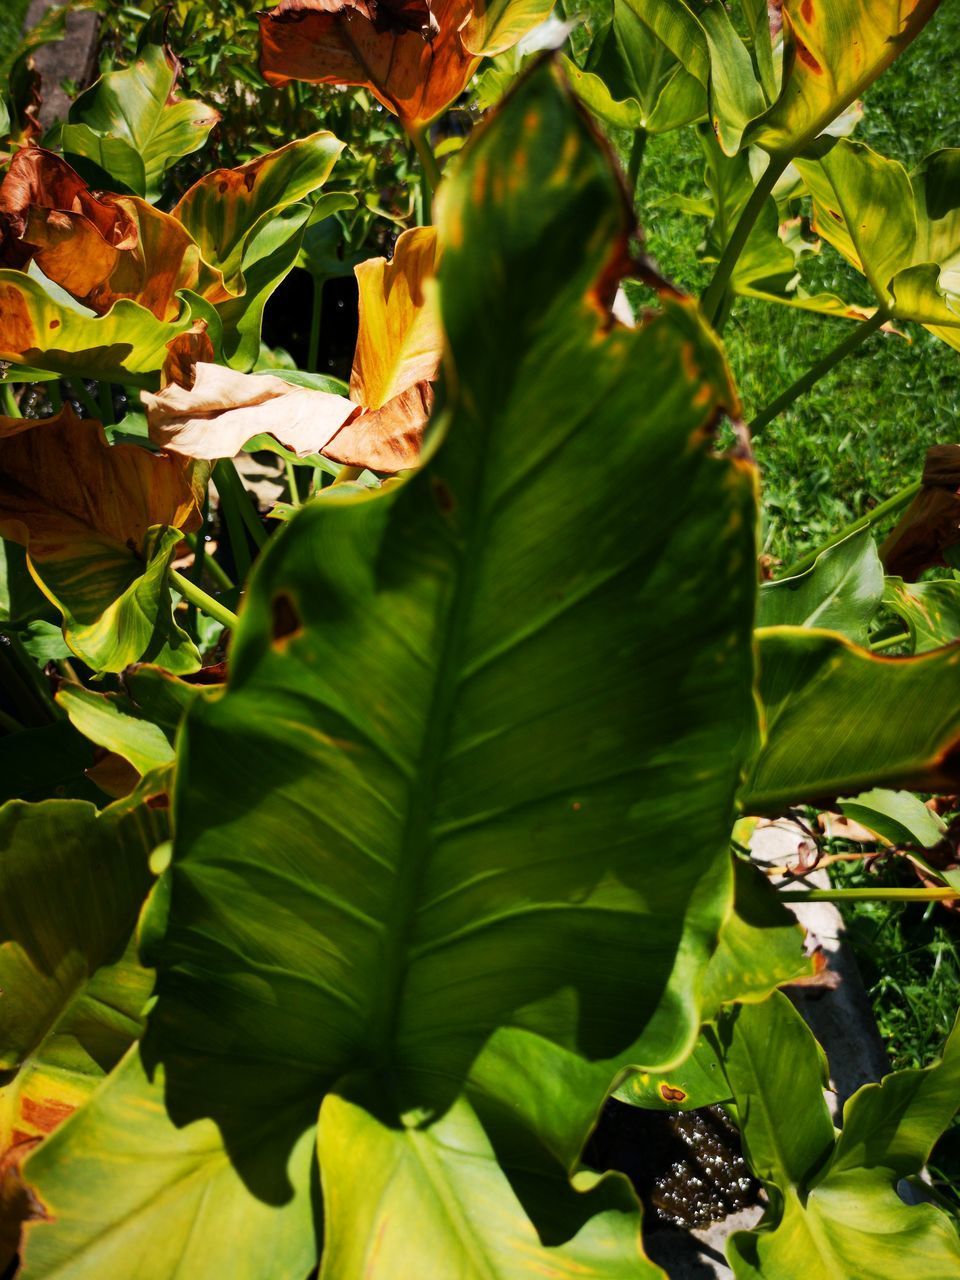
[837,787,947,848]
[757,529,884,643]
[797,141,960,352]
[724,996,960,1279]
[0,796,161,1267]
[172,132,346,296]
[62,43,220,202]
[743,627,960,814]
[0,410,203,672]
[563,0,707,136]
[885,576,960,652]
[615,1034,730,1112]
[20,62,759,1278]
[743,1,943,158]
[0,272,205,384]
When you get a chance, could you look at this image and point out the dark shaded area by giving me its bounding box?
[262,268,358,382]
[586,1098,759,1231]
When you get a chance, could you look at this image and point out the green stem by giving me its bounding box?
[184,532,234,591]
[779,479,922,579]
[48,380,62,412]
[701,153,790,330]
[410,126,441,224]
[213,459,266,584]
[65,378,100,420]
[307,274,325,374]
[2,382,21,417]
[98,379,115,425]
[169,570,239,631]
[332,464,363,487]
[780,886,960,903]
[286,459,302,507]
[627,128,648,200]
[871,631,911,653]
[750,311,887,437]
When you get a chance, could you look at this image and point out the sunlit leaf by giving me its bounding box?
[744,627,960,814]
[20,62,759,1277]
[62,44,219,202]
[757,529,884,644]
[0,409,203,672]
[837,787,946,848]
[724,996,960,1279]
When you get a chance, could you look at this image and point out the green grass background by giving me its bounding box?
[632,2,960,567]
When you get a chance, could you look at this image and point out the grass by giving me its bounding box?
[629,2,960,567]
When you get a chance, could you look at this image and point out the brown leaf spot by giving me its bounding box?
[431,476,455,516]
[659,1084,687,1104]
[20,1096,75,1135]
[48,319,60,330]
[795,36,823,74]
[800,0,814,23]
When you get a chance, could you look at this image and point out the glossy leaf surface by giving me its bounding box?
[757,529,884,643]
[21,62,759,1277]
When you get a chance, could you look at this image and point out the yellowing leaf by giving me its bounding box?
[0,408,203,671]
[350,225,441,410]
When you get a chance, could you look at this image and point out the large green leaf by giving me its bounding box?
[724,996,960,1279]
[757,529,884,643]
[61,44,219,201]
[21,62,759,1276]
[743,627,960,814]
[0,273,203,384]
[564,0,707,135]
[796,141,960,351]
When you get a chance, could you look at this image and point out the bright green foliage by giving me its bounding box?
[724,994,960,1278]
[61,43,220,201]
[837,787,947,848]
[19,62,760,1276]
[885,575,960,651]
[758,529,884,643]
[798,140,960,350]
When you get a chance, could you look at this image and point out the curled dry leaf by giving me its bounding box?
[144,226,442,472]
[0,147,212,321]
[144,361,358,461]
[880,445,960,579]
[259,0,544,127]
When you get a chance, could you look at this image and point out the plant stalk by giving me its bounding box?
[627,128,648,199]
[184,532,234,591]
[170,570,239,631]
[871,631,911,653]
[750,311,887,436]
[410,126,441,223]
[779,886,960,903]
[701,152,790,329]
[213,459,266,584]
[778,479,922,579]
[286,459,302,507]
[2,382,21,417]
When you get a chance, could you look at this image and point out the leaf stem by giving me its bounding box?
[213,459,266,584]
[780,886,960,903]
[778,479,922,579]
[1,382,21,417]
[98,379,115,425]
[184,532,234,591]
[701,153,790,330]
[870,631,911,653]
[169,570,239,631]
[286,459,302,507]
[410,126,441,223]
[750,311,887,437]
[307,274,324,373]
[627,128,648,199]
[332,464,364,487]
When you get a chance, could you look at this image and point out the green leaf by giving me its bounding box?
[57,686,176,777]
[757,529,884,643]
[796,140,960,351]
[884,575,960,652]
[0,273,205,384]
[22,62,759,1275]
[837,787,946,848]
[726,1002,960,1279]
[719,994,835,1190]
[564,0,707,135]
[172,132,346,294]
[701,856,811,1013]
[744,627,960,814]
[615,1034,730,1112]
[62,44,219,202]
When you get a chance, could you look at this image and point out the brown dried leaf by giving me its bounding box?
[880,444,960,580]
[259,0,477,127]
